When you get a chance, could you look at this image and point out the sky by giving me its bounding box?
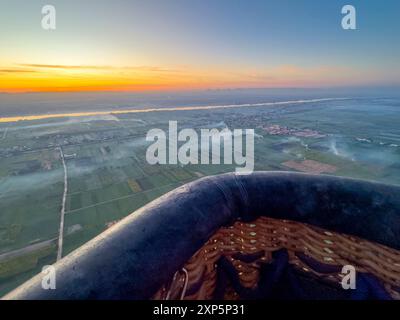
[0,0,399,93]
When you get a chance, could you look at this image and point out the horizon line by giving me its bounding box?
[1,85,399,95]
[0,97,350,123]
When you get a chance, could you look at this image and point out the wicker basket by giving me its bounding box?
[154,216,400,300]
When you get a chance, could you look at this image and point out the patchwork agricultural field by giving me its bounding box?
[0,97,399,296]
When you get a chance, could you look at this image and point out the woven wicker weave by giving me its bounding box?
[153,216,400,300]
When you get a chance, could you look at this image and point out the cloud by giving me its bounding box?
[18,64,112,70]
[0,68,37,73]
[17,64,181,73]
[229,64,353,86]
[127,66,182,73]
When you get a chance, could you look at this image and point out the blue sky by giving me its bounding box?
[0,0,399,92]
